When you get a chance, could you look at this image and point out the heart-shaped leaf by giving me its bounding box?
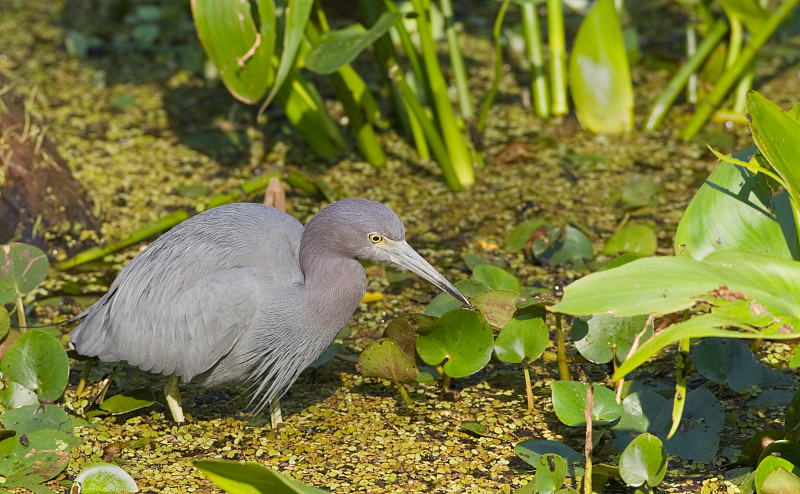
[572,314,652,364]
[0,243,49,304]
[494,317,548,364]
[551,381,623,426]
[619,433,667,487]
[473,289,522,328]
[416,309,493,378]
[1,331,68,402]
[358,338,418,383]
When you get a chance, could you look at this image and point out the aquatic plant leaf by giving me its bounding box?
[73,462,138,494]
[572,314,652,364]
[692,338,772,392]
[0,304,8,340]
[358,338,418,383]
[536,226,593,268]
[472,264,521,292]
[264,0,314,108]
[514,439,585,478]
[568,0,633,134]
[0,243,49,305]
[621,175,663,210]
[610,390,671,451]
[191,0,275,104]
[786,388,800,434]
[0,331,69,402]
[551,381,623,426]
[535,454,567,494]
[674,151,792,260]
[602,224,657,257]
[760,466,800,494]
[719,0,767,32]
[0,427,81,482]
[473,290,521,328]
[506,218,549,251]
[416,309,493,378]
[0,381,39,409]
[195,459,330,493]
[664,388,724,462]
[494,317,548,364]
[99,389,156,415]
[306,12,401,74]
[0,404,83,436]
[424,279,488,316]
[382,313,438,359]
[619,433,667,487]
[756,457,800,493]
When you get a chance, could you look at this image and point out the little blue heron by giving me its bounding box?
[70,198,469,423]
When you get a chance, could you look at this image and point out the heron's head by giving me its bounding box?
[304,198,470,306]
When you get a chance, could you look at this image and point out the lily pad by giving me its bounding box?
[416,309,493,378]
[99,389,156,415]
[0,243,49,304]
[382,313,438,359]
[610,390,671,451]
[358,338,418,383]
[514,439,585,478]
[572,314,652,364]
[473,289,522,328]
[506,218,550,251]
[472,264,521,292]
[1,331,69,402]
[0,404,82,436]
[619,433,667,488]
[535,454,568,493]
[494,317,548,364]
[424,279,488,317]
[73,462,139,494]
[536,226,594,269]
[603,224,657,257]
[551,381,623,426]
[664,388,724,462]
[0,427,82,482]
[692,338,767,392]
[195,459,330,493]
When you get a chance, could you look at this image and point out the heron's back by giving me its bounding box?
[70,203,305,381]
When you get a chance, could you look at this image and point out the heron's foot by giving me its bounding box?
[164,374,185,423]
[269,395,282,428]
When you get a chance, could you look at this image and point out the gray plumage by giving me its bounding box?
[70,198,468,413]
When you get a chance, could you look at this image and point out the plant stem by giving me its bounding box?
[547,0,568,117]
[644,19,728,132]
[16,295,26,333]
[555,313,570,381]
[667,337,691,439]
[522,2,549,118]
[686,23,697,105]
[725,15,742,70]
[523,364,534,411]
[439,0,473,120]
[396,382,414,406]
[583,384,593,494]
[680,0,800,139]
[477,0,510,133]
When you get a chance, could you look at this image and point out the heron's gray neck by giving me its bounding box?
[299,239,366,337]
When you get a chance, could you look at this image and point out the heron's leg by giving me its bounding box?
[164,374,185,423]
[76,359,94,396]
[269,396,282,427]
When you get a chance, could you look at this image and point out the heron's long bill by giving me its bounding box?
[381,240,471,307]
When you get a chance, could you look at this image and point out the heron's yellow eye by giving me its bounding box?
[368,233,384,243]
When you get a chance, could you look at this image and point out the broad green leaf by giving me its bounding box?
[664,388,724,462]
[0,381,39,409]
[473,289,521,328]
[306,12,401,74]
[760,467,800,494]
[191,0,275,104]
[568,0,633,134]
[572,314,652,364]
[0,404,82,436]
[195,459,330,493]
[73,463,138,494]
[674,156,791,260]
[610,390,671,451]
[537,226,594,268]
[358,338,418,383]
[494,317,548,364]
[603,224,657,257]
[1,331,69,402]
[551,381,623,426]
[758,441,800,470]
[719,0,768,32]
[416,309,493,378]
[619,433,667,487]
[756,457,800,493]
[535,454,567,494]
[99,389,156,415]
[263,0,314,108]
[691,338,767,392]
[552,249,800,319]
[0,427,81,482]
[506,218,549,251]
[424,279,488,316]
[0,243,49,304]
[472,264,521,292]
[621,175,664,210]
[748,91,800,220]
[514,440,585,477]
[382,313,438,359]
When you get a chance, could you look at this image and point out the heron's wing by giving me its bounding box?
[73,267,265,381]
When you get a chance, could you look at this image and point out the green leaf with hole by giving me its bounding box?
[551,381,623,426]
[358,338,418,383]
[472,264,521,292]
[424,279,488,316]
[568,0,633,134]
[191,0,275,104]
[416,309,493,378]
[0,243,49,304]
[603,224,657,257]
[73,462,138,494]
[306,12,401,74]
[99,389,156,415]
[494,317,548,364]
[535,454,567,494]
[572,314,652,364]
[195,459,330,493]
[619,433,667,487]
[514,440,585,478]
[473,289,521,328]
[1,331,69,402]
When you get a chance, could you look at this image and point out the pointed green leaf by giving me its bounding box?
[195,459,330,493]
[99,389,156,415]
[306,12,401,74]
[263,0,314,108]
